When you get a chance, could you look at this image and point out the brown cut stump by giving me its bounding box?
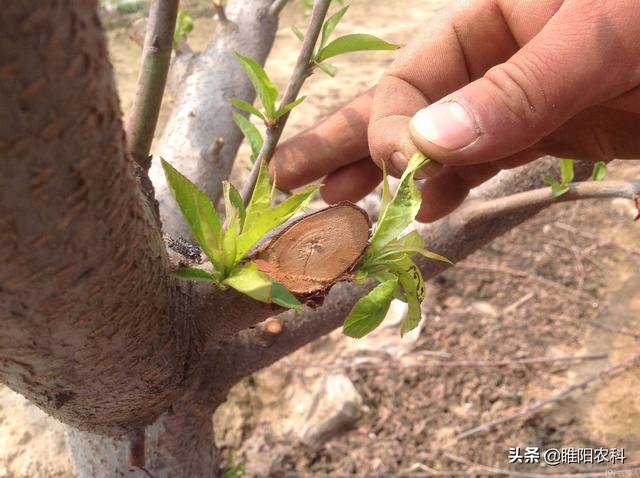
[253,202,371,301]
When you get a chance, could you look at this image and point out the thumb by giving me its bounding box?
[409,1,634,165]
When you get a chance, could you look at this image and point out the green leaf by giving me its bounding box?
[173,267,217,282]
[271,279,304,310]
[343,278,398,338]
[317,33,398,62]
[592,161,607,181]
[274,96,307,119]
[231,98,266,121]
[243,160,273,233]
[236,185,317,260]
[320,5,349,49]
[223,262,303,310]
[315,62,337,77]
[393,230,424,248]
[559,158,574,184]
[222,181,245,269]
[173,10,194,51]
[386,245,451,265]
[544,176,570,197]
[291,25,305,42]
[161,158,225,271]
[235,53,278,118]
[370,153,428,252]
[380,160,392,214]
[232,112,263,162]
[389,257,425,336]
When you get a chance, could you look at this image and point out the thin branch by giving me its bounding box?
[241,0,332,204]
[125,0,179,170]
[280,353,608,372]
[443,453,640,478]
[213,0,229,24]
[269,0,290,16]
[459,179,640,226]
[454,352,640,441]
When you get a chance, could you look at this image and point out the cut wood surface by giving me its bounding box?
[254,203,371,297]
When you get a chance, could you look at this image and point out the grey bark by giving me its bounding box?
[149,0,280,239]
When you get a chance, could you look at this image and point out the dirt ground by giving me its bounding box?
[1,1,639,477]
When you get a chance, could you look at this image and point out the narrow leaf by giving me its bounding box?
[173,267,216,282]
[236,185,317,260]
[271,280,304,310]
[544,176,570,197]
[291,25,305,42]
[161,158,224,270]
[274,96,307,119]
[243,159,272,233]
[222,181,245,269]
[343,278,398,338]
[320,5,349,49]
[591,161,607,181]
[235,53,278,118]
[559,158,574,184]
[390,257,425,336]
[231,98,266,121]
[317,33,398,62]
[386,245,451,264]
[370,153,428,252]
[232,112,263,161]
[315,62,337,77]
[223,262,271,303]
[380,160,392,214]
[223,262,302,310]
[393,230,425,249]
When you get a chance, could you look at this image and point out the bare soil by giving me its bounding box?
[0,1,638,477]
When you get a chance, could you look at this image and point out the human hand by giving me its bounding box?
[271,0,640,222]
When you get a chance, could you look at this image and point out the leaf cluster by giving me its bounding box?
[343,154,450,339]
[162,158,317,310]
[293,5,398,78]
[544,158,607,197]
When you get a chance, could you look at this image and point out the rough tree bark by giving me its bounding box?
[1,1,638,477]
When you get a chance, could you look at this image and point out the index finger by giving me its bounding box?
[270,88,374,190]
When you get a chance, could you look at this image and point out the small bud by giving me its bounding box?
[264,318,283,335]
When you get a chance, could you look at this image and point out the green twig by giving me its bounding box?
[126,0,179,170]
[241,0,332,204]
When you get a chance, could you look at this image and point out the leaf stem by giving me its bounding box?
[241,0,332,205]
[125,0,179,170]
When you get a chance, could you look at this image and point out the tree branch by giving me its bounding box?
[241,0,332,204]
[149,0,280,239]
[458,179,640,226]
[269,0,290,16]
[195,159,607,395]
[125,0,179,170]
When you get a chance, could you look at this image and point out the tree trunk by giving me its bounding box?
[0,0,196,436]
[68,405,221,478]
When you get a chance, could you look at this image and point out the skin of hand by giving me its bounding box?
[271,0,640,222]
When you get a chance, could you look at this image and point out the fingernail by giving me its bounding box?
[390,152,407,175]
[411,101,479,150]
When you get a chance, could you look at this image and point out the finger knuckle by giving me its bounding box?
[482,54,553,131]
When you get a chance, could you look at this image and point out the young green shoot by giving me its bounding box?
[161,158,317,310]
[343,153,451,339]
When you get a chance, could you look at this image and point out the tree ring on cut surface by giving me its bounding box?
[252,202,371,299]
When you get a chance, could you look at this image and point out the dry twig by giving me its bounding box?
[455,352,640,441]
